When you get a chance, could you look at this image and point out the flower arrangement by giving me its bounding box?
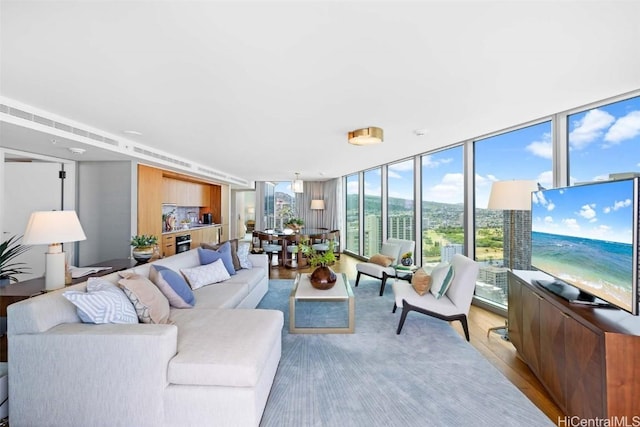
[401,251,413,266]
[285,218,304,231]
[130,235,158,248]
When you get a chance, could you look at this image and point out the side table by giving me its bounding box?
[394,264,419,282]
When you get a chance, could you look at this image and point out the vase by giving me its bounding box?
[401,257,412,266]
[309,266,337,290]
[132,246,154,263]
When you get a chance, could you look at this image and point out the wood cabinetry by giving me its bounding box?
[508,270,640,418]
[162,177,211,207]
[138,164,164,237]
[162,234,176,257]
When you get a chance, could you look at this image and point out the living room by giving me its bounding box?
[1,1,640,426]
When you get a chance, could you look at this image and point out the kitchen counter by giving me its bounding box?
[162,223,221,235]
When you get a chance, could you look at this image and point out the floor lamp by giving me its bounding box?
[310,199,325,228]
[486,180,538,340]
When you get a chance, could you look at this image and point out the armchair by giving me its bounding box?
[392,254,479,341]
[355,238,415,296]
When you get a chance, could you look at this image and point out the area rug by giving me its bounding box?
[258,278,554,427]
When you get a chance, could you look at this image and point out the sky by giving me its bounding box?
[346,95,640,208]
[531,179,635,244]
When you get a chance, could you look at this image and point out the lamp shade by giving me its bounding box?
[310,199,325,210]
[292,173,304,193]
[348,127,383,145]
[487,180,538,211]
[23,210,87,246]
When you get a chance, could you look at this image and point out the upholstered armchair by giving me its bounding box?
[355,238,415,296]
[392,254,479,341]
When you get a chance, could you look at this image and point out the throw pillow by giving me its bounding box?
[411,268,432,296]
[369,253,395,267]
[149,265,195,308]
[237,242,253,269]
[63,277,138,324]
[201,239,241,271]
[180,259,231,290]
[198,243,236,275]
[429,263,455,299]
[380,242,401,264]
[118,272,171,324]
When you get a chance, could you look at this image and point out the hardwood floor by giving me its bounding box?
[269,252,564,424]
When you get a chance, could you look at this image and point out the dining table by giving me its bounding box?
[255,229,333,269]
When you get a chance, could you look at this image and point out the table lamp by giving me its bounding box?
[23,210,87,291]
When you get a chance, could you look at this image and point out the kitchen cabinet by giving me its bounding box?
[508,270,640,418]
[163,177,178,204]
[201,226,220,245]
[138,165,163,238]
[162,234,176,257]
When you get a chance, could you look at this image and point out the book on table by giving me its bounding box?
[69,266,112,279]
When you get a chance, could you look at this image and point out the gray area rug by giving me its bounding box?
[258,278,554,427]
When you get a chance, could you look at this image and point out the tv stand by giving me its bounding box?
[509,270,640,419]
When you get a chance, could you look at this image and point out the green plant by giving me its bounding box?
[130,234,158,248]
[301,240,336,268]
[0,235,31,282]
[401,251,413,259]
[285,217,304,226]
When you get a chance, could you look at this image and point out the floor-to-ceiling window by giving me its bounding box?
[272,181,298,230]
[421,146,464,266]
[474,121,552,308]
[387,159,414,242]
[263,182,275,229]
[345,173,360,254]
[568,95,640,184]
[363,168,382,257]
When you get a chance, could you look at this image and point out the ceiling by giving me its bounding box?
[2,1,640,187]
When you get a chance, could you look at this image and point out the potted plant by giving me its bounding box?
[0,235,31,286]
[301,240,336,289]
[284,218,304,232]
[401,251,413,266]
[130,234,158,263]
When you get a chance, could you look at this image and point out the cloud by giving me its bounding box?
[544,216,553,224]
[604,198,632,213]
[422,155,452,169]
[578,204,596,220]
[427,173,464,204]
[537,171,553,190]
[387,169,402,179]
[604,110,640,145]
[562,218,580,230]
[526,132,553,159]
[389,160,414,172]
[569,108,615,149]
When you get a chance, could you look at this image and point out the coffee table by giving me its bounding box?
[289,272,354,334]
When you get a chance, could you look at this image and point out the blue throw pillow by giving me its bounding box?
[150,265,196,307]
[198,242,236,275]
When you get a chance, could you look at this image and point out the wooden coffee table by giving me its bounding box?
[289,272,354,334]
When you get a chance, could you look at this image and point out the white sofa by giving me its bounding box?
[7,248,283,427]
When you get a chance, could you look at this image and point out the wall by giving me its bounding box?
[77,161,133,265]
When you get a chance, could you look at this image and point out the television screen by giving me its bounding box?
[531,178,638,315]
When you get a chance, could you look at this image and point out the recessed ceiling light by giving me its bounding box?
[123,130,143,136]
[68,147,86,155]
[414,129,428,136]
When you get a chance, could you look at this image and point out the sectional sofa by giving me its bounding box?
[7,248,283,427]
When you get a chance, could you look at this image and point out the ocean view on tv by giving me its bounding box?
[531,231,633,311]
[531,178,638,314]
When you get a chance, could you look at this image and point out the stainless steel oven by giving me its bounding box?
[175,234,192,253]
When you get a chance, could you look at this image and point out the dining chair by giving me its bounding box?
[284,233,301,268]
[258,231,284,267]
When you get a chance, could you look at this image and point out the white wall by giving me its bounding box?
[2,158,77,280]
[77,161,133,266]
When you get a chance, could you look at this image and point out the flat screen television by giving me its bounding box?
[530,178,639,315]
